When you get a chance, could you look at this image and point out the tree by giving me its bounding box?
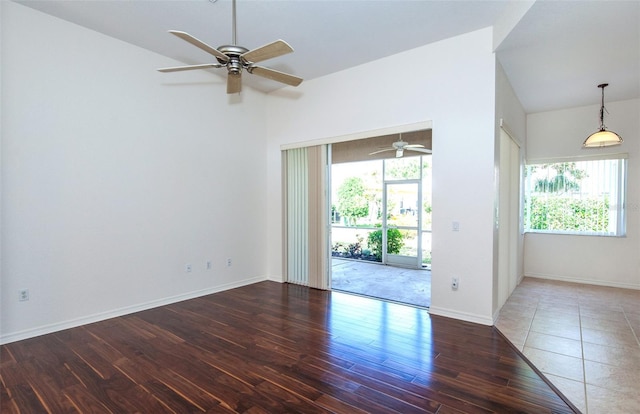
[530,162,585,194]
[384,157,426,180]
[336,177,369,226]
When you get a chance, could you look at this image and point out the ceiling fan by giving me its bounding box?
[157,0,302,94]
[369,136,432,158]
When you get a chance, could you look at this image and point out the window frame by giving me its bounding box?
[523,153,628,237]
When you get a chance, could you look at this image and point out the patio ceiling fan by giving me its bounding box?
[157,0,302,94]
[369,135,432,158]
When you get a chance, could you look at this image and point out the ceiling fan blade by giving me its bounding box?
[369,148,395,155]
[396,149,404,158]
[404,144,425,149]
[241,40,294,63]
[248,66,303,87]
[227,73,242,94]
[406,147,433,154]
[157,63,222,73]
[169,30,229,62]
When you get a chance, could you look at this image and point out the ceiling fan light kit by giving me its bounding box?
[583,83,622,148]
[157,0,302,94]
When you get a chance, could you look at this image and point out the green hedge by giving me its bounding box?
[526,196,609,232]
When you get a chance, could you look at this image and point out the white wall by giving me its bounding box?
[0,1,4,318]
[266,28,499,325]
[1,2,269,343]
[525,99,640,289]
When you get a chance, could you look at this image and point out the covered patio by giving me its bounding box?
[331,258,431,308]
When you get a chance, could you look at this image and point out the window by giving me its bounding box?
[524,156,627,236]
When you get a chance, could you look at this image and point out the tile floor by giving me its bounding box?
[496,277,640,414]
[330,261,638,413]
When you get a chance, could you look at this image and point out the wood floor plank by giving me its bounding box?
[313,393,371,414]
[299,348,442,413]
[1,368,50,414]
[1,281,579,413]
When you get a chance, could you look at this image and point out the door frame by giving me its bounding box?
[382,179,423,269]
[497,126,521,307]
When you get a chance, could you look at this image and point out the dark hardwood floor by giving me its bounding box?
[1,281,578,413]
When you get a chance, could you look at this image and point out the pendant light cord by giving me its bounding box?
[583,82,622,148]
[600,86,605,128]
[598,83,609,130]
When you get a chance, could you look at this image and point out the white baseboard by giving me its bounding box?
[525,272,640,290]
[0,276,267,345]
[428,306,494,326]
[492,308,502,325]
[266,275,285,283]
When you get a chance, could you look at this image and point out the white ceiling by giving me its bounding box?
[15,0,640,113]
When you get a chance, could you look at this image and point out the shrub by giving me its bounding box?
[332,242,347,253]
[346,235,364,259]
[331,235,364,259]
[422,250,432,265]
[367,228,404,260]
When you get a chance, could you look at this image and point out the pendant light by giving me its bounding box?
[583,83,622,148]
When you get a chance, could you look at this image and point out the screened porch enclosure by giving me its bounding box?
[329,131,432,307]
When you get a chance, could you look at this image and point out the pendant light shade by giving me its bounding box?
[583,129,622,147]
[583,83,622,148]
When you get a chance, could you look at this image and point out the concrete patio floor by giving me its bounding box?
[331,258,431,308]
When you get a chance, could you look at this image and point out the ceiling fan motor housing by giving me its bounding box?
[217,45,249,74]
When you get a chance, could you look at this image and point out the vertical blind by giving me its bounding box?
[523,156,627,236]
[286,148,309,285]
[283,146,328,289]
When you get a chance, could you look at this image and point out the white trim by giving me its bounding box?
[267,274,285,283]
[492,308,502,325]
[326,145,333,290]
[280,121,433,150]
[0,276,267,345]
[428,306,494,326]
[523,157,627,237]
[527,152,628,164]
[499,119,521,148]
[525,272,640,291]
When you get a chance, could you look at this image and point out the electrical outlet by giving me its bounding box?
[206,260,212,270]
[185,264,192,273]
[19,289,29,301]
[451,277,459,290]
[226,258,232,267]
